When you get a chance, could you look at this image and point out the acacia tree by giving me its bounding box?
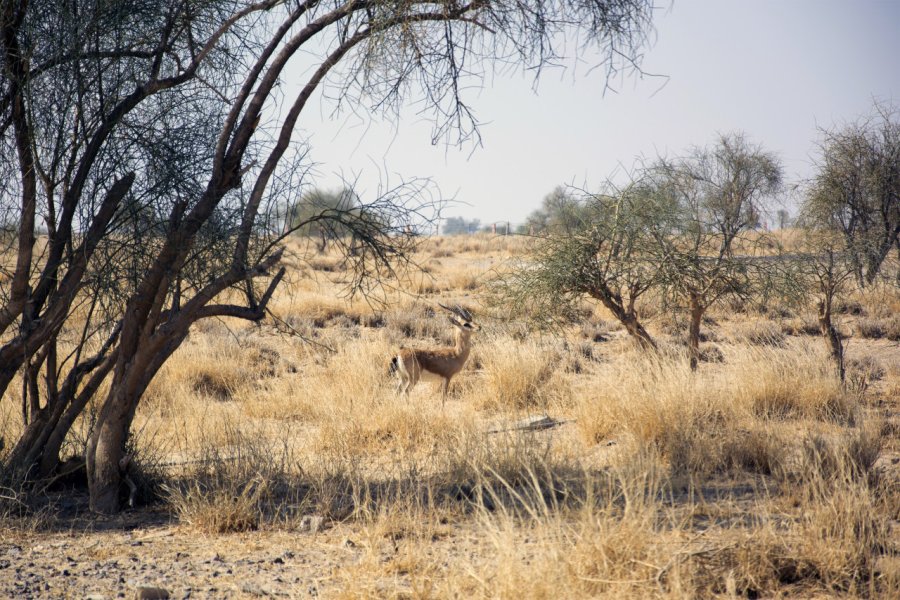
[793,225,854,382]
[1,0,655,512]
[806,103,900,286]
[649,133,783,370]
[495,180,659,349]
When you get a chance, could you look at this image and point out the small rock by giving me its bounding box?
[134,586,170,600]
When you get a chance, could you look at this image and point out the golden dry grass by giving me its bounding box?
[3,233,899,597]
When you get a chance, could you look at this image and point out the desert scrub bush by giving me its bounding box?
[440,428,585,510]
[780,314,822,336]
[291,337,395,417]
[163,422,307,532]
[472,338,563,411]
[312,397,471,461]
[789,424,883,487]
[146,334,259,406]
[384,304,448,342]
[294,295,366,328]
[846,354,886,387]
[446,268,480,291]
[777,432,891,595]
[572,353,756,475]
[442,453,696,598]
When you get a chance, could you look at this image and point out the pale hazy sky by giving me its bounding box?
[290,0,900,225]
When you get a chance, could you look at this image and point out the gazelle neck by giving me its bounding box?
[454,328,473,355]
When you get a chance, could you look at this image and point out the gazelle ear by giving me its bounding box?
[448,315,462,327]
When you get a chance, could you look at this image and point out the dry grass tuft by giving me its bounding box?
[473,338,563,411]
[732,344,856,422]
[732,319,787,346]
[166,478,267,533]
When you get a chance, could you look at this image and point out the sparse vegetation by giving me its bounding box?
[1,233,898,598]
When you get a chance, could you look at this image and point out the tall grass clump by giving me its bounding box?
[164,422,306,533]
[730,342,857,422]
[441,451,695,598]
[473,337,563,411]
[571,345,859,476]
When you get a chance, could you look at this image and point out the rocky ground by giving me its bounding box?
[0,503,409,599]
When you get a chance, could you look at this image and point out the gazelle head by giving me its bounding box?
[439,303,481,337]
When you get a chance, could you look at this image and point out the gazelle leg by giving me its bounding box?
[441,377,451,408]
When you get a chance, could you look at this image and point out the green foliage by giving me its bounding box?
[492,180,660,348]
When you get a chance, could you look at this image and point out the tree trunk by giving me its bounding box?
[688,293,704,372]
[588,288,656,351]
[86,385,136,514]
[621,312,657,351]
[86,329,188,513]
[817,299,845,382]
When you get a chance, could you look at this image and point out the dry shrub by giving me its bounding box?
[146,335,259,406]
[288,337,395,420]
[163,422,306,533]
[856,315,900,341]
[790,424,883,487]
[385,305,447,342]
[847,354,886,386]
[444,429,565,500]
[834,298,865,316]
[446,269,480,291]
[474,338,562,411]
[776,430,890,594]
[573,353,755,475]
[313,399,467,459]
[306,256,342,272]
[442,452,690,599]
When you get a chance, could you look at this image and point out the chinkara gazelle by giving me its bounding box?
[390,303,481,405]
